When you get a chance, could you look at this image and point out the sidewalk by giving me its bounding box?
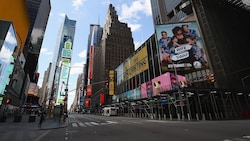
[0,115,68,133]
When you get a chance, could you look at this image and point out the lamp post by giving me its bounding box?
[172,62,185,120]
[241,75,250,87]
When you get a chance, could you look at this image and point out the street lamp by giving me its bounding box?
[172,62,185,121]
[241,75,250,87]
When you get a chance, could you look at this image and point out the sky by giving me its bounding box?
[37,0,154,109]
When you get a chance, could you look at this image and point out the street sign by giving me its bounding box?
[174,44,192,54]
[171,51,189,61]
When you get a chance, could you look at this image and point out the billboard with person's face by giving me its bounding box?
[156,21,209,73]
[141,72,187,98]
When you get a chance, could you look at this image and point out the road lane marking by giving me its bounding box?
[90,122,99,126]
[34,130,51,141]
[78,122,86,127]
[106,121,118,124]
[85,122,93,126]
[72,123,78,127]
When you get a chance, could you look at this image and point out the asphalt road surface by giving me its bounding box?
[40,113,250,141]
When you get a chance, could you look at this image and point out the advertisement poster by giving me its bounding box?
[155,21,209,73]
[141,72,187,98]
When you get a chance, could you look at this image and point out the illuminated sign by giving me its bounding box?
[123,46,149,80]
[109,70,115,95]
[61,48,72,58]
[141,72,187,98]
[64,40,72,49]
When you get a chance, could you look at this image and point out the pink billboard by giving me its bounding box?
[141,72,187,98]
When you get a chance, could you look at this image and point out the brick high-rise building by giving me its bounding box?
[91,4,134,107]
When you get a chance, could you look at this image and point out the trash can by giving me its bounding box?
[29,115,36,122]
[14,115,22,122]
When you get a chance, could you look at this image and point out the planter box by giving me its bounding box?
[28,115,36,122]
[0,116,6,122]
[14,115,22,122]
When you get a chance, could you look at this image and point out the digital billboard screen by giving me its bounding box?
[155,21,209,73]
[141,72,187,98]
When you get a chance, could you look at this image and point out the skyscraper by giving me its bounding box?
[83,24,103,109]
[90,4,134,107]
[150,0,250,89]
[48,15,76,109]
[24,0,51,83]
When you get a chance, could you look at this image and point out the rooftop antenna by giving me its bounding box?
[98,13,100,25]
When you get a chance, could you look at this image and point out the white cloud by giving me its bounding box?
[78,49,87,58]
[72,0,85,11]
[6,31,17,45]
[40,48,53,55]
[128,23,141,32]
[59,13,66,17]
[102,0,111,6]
[134,41,142,50]
[118,0,152,32]
[119,0,152,21]
[0,45,13,63]
[70,62,85,75]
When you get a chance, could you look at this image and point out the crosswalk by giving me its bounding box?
[222,135,250,141]
[70,120,118,128]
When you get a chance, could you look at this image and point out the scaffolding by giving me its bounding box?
[111,88,250,121]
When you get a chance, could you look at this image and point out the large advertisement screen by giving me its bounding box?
[155,21,209,73]
[116,46,149,84]
[56,61,70,105]
[141,72,187,98]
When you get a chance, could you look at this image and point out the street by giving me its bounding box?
[40,113,250,141]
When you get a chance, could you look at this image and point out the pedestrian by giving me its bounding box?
[38,111,45,128]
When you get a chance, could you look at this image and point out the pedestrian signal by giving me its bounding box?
[210,73,215,83]
[5,98,11,104]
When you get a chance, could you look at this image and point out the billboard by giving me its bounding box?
[28,82,38,96]
[100,93,105,105]
[86,84,92,96]
[124,46,149,80]
[155,21,209,73]
[88,46,94,80]
[116,46,149,85]
[109,70,115,95]
[56,61,70,105]
[141,72,187,98]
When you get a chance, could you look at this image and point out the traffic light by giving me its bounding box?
[210,73,215,83]
[105,82,109,88]
[5,98,11,104]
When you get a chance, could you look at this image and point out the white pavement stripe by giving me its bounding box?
[85,122,93,126]
[243,135,250,139]
[90,122,99,126]
[106,121,118,124]
[78,122,87,127]
[72,123,78,127]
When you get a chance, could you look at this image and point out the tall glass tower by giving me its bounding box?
[48,15,76,108]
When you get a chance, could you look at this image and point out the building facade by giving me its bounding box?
[0,0,30,111]
[88,4,134,109]
[47,15,76,113]
[110,0,250,120]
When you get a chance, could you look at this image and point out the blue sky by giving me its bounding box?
[37,0,154,108]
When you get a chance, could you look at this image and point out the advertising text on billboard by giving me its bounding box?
[155,21,209,73]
